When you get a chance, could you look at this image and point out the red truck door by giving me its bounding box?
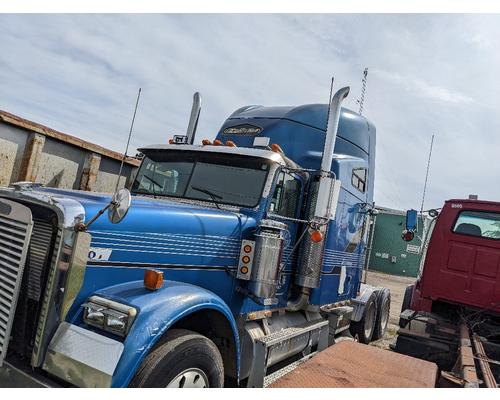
[432,202,500,312]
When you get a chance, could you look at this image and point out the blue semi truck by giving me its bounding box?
[0,84,390,387]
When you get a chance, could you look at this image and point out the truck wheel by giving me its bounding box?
[399,284,415,328]
[372,289,391,340]
[129,329,224,388]
[349,294,377,344]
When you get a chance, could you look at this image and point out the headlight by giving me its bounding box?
[83,296,137,337]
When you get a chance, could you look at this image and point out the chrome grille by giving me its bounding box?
[31,229,62,367]
[0,199,33,366]
[27,219,54,301]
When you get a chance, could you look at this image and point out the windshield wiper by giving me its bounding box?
[191,186,222,209]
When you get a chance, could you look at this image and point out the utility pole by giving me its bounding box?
[357,67,369,115]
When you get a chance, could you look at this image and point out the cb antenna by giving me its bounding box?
[357,67,368,115]
[420,133,435,215]
[115,87,142,193]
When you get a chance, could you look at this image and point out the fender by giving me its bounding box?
[350,283,379,322]
[81,279,240,387]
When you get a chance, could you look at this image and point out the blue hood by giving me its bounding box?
[39,187,257,268]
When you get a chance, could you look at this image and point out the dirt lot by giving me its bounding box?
[364,270,416,349]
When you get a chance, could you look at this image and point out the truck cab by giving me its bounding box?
[396,199,500,387]
[0,85,389,388]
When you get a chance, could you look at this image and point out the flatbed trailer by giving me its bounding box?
[269,340,438,388]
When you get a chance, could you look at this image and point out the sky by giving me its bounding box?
[1,14,499,210]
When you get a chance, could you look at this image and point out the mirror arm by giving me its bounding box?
[75,202,114,232]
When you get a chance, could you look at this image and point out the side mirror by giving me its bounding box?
[405,209,418,232]
[108,188,132,224]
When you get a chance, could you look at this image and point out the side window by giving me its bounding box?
[453,210,500,240]
[269,172,301,218]
[351,168,367,193]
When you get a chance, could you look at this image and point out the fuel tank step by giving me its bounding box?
[246,319,329,388]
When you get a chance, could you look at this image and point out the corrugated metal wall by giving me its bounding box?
[368,211,425,277]
[0,110,140,192]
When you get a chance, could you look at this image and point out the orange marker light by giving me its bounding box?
[144,269,163,291]
[168,139,174,144]
[242,255,251,264]
[243,245,252,253]
[310,230,323,243]
[213,139,223,146]
[240,266,249,274]
[202,139,212,145]
[271,143,284,153]
[225,140,237,147]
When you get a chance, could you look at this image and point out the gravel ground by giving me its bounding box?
[364,270,416,349]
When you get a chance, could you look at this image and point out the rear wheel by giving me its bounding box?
[372,289,391,340]
[349,294,377,344]
[129,329,224,388]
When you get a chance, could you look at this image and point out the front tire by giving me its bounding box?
[129,329,224,388]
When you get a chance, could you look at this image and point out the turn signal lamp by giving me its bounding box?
[144,269,164,290]
[213,139,223,146]
[225,140,237,147]
[310,230,323,243]
[202,139,212,145]
[271,143,284,153]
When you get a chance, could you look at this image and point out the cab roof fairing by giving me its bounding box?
[138,144,287,166]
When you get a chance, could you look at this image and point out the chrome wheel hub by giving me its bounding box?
[166,368,209,388]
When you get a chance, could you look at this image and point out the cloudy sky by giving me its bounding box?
[1,14,499,210]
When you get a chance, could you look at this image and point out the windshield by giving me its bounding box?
[131,150,272,208]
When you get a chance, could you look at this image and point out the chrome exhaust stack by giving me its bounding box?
[186,92,202,145]
[288,82,349,310]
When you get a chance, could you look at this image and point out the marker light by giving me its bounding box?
[271,143,284,153]
[225,140,237,147]
[310,230,323,243]
[242,255,251,264]
[240,266,249,274]
[243,245,253,253]
[213,139,223,146]
[169,139,174,144]
[202,139,212,145]
[144,269,164,290]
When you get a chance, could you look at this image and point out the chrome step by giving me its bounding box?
[246,319,329,388]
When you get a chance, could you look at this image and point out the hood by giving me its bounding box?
[37,187,257,267]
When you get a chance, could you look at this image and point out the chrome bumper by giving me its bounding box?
[43,322,124,388]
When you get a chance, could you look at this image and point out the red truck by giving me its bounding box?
[395,199,500,388]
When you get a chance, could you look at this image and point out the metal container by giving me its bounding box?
[248,219,287,302]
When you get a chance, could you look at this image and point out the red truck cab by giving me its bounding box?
[395,199,500,388]
[411,199,500,315]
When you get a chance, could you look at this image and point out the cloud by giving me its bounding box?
[373,69,475,104]
[0,14,499,210]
